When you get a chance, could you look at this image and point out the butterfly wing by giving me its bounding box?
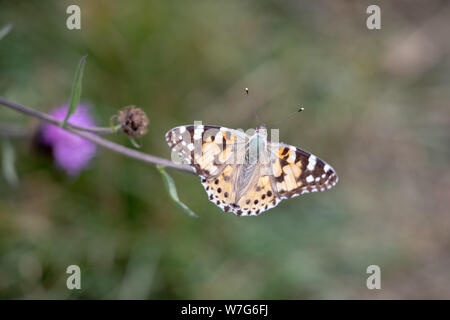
[269,143,338,199]
[201,165,281,216]
[205,142,339,216]
[165,125,248,179]
[166,125,338,217]
[167,125,261,215]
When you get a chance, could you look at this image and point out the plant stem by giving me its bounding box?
[0,97,193,173]
[0,97,114,134]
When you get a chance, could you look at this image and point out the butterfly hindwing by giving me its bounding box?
[201,165,281,216]
[201,165,235,212]
[233,175,281,216]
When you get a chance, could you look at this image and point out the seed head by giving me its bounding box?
[117,106,149,138]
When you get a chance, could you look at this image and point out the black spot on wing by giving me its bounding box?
[274,174,285,183]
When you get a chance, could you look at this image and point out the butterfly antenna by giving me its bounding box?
[246,88,263,125]
[272,107,305,127]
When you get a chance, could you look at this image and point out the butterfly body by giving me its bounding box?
[166,125,338,216]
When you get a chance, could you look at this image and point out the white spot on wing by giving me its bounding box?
[307,155,316,171]
[288,149,296,162]
[193,127,204,141]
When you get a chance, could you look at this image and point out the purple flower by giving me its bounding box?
[41,104,97,176]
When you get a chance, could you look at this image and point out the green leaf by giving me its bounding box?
[61,55,87,127]
[129,137,142,148]
[0,24,12,41]
[2,139,19,187]
[157,165,199,218]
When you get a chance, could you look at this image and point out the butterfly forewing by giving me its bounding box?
[269,144,338,199]
[166,125,245,179]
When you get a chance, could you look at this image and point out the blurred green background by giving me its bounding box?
[1,0,450,299]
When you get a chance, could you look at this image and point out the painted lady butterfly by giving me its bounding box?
[166,125,338,216]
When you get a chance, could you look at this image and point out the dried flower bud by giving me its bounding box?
[117,106,149,138]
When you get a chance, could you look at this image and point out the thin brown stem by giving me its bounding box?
[0,97,115,134]
[0,97,193,173]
